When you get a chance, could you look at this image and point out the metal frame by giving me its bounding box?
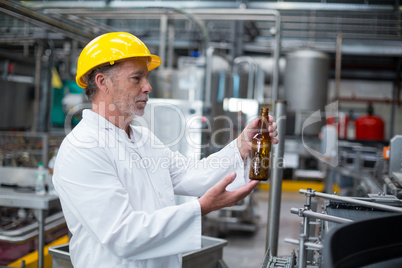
[287,188,402,267]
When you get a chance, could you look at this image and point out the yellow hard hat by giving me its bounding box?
[76,32,161,88]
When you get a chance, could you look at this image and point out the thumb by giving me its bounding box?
[249,118,259,130]
[245,119,259,138]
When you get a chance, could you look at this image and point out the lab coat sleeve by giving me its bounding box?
[166,139,249,197]
[53,142,202,261]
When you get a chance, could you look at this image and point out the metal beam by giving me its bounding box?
[0,0,94,44]
[26,1,395,11]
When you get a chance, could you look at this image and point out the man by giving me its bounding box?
[53,32,278,267]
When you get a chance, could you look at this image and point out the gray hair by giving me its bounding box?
[83,63,121,102]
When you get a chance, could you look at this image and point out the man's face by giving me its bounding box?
[108,58,152,117]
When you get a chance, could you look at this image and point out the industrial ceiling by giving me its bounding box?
[0,0,401,81]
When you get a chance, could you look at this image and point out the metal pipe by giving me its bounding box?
[158,15,168,70]
[233,57,256,100]
[31,41,53,134]
[300,191,312,267]
[31,1,395,11]
[167,23,175,69]
[390,57,401,138]
[271,15,281,105]
[43,40,54,133]
[290,208,354,224]
[255,65,265,104]
[298,234,306,268]
[0,1,93,44]
[335,32,342,101]
[384,176,398,196]
[204,46,214,107]
[41,7,281,106]
[0,211,64,236]
[284,238,323,250]
[37,209,45,268]
[0,217,66,243]
[338,97,401,104]
[32,42,43,133]
[299,189,402,213]
[266,100,287,255]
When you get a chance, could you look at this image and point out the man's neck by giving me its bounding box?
[91,101,134,136]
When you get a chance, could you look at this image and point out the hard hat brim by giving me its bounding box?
[148,55,162,71]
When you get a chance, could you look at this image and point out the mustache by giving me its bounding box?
[135,95,149,102]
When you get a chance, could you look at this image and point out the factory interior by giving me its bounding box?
[1,0,402,267]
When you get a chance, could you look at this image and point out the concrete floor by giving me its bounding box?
[209,190,308,268]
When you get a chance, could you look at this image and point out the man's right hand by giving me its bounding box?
[198,172,259,216]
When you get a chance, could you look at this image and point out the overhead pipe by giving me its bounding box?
[233,56,265,103]
[126,7,211,106]
[41,7,282,106]
[233,57,256,100]
[187,9,281,105]
[0,0,94,44]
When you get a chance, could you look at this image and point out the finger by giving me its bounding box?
[271,137,279,144]
[244,119,259,140]
[216,172,237,191]
[270,130,278,138]
[249,118,259,130]
[239,179,259,192]
[247,179,260,188]
[235,180,259,198]
[268,115,275,123]
[269,122,277,132]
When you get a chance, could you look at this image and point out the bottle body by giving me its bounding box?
[249,108,271,181]
[35,162,46,195]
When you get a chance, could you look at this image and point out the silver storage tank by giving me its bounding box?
[284,50,329,135]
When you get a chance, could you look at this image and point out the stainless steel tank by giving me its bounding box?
[284,50,329,135]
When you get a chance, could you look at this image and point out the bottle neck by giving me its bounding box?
[259,113,268,134]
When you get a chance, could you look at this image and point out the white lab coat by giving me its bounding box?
[53,110,247,267]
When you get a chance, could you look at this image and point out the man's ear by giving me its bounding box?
[94,73,109,95]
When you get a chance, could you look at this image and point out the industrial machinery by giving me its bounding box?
[262,135,402,268]
[265,189,402,268]
[0,132,67,267]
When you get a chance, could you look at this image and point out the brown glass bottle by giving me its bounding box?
[249,108,271,181]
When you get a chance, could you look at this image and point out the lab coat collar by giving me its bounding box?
[82,109,133,143]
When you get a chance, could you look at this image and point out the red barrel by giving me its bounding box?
[355,115,384,140]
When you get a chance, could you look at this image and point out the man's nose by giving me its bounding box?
[143,79,152,94]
